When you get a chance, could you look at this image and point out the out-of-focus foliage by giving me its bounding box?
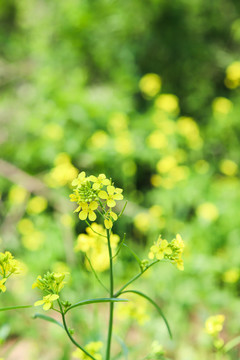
[0,0,240,359]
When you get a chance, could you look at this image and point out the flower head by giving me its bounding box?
[99,185,123,208]
[88,174,110,190]
[34,294,59,311]
[79,201,98,221]
[205,314,225,336]
[148,234,185,270]
[32,271,68,294]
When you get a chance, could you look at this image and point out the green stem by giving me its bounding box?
[85,254,109,293]
[58,300,97,360]
[114,260,159,297]
[106,229,114,360]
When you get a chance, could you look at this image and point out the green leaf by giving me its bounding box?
[120,290,172,339]
[33,313,64,329]
[0,305,32,312]
[114,334,128,360]
[223,335,240,353]
[65,297,128,314]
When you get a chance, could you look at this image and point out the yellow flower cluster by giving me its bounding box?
[148,234,184,270]
[205,314,225,336]
[0,251,21,293]
[75,223,120,272]
[33,271,68,311]
[70,172,123,229]
[72,341,103,360]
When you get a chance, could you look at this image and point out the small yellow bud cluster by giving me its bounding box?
[148,234,184,270]
[32,271,68,311]
[70,172,123,229]
[205,314,225,349]
[0,251,21,293]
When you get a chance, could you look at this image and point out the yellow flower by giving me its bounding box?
[34,294,59,311]
[89,174,110,190]
[205,315,225,336]
[72,171,87,187]
[0,278,7,293]
[104,211,118,229]
[99,185,123,208]
[27,196,48,215]
[139,73,162,97]
[72,341,103,360]
[148,238,172,260]
[79,201,98,221]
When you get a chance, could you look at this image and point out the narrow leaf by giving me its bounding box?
[114,334,128,360]
[0,305,32,312]
[112,233,126,259]
[85,254,109,292]
[33,313,64,329]
[123,243,142,266]
[120,290,172,339]
[223,335,240,353]
[65,297,128,314]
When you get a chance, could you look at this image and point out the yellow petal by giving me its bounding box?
[43,302,52,311]
[88,211,97,221]
[89,201,98,210]
[107,185,115,195]
[79,211,88,220]
[113,194,123,200]
[104,219,113,229]
[98,191,108,199]
[34,300,45,307]
[107,199,116,207]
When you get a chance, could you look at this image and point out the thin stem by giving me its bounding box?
[106,228,114,360]
[85,254,109,293]
[112,233,126,260]
[114,260,159,297]
[85,220,107,238]
[58,300,97,360]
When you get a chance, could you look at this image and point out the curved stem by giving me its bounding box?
[58,300,97,360]
[106,229,114,360]
[114,260,159,297]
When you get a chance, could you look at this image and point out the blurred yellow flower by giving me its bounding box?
[21,231,45,251]
[108,112,128,133]
[99,185,123,208]
[222,268,239,283]
[220,159,238,176]
[88,130,109,149]
[116,301,149,325]
[196,202,219,222]
[17,218,34,235]
[205,314,225,336]
[139,73,162,97]
[212,97,233,115]
[114,134,134,155]
[134,212,151,233]
[177,116,203,149]
[156,155,177,174]
[60,214,74,228]
[146,130,168,149]
[75,223,120,272]
[45,153,78,188]
[225,61,240,88]
[155,94,179,114]
[27,196,48,214]
[42,123,64,141]
[72,341,103,360]
[194,160,210,174]
[8,185,28,205]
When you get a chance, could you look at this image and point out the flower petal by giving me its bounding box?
[79,211,88,220]
[43,302,52,311]
[107,199,116,208]
[88,211,97,221]
[107,185,115,195]
[34,300,45,307]
[113,194,123,201]
[98,191,108,199]
[104,219,113,229]
[89,201,98,210]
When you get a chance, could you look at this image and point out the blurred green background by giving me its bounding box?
[0,0,240,359]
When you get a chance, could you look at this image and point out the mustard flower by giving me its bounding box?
[72,341,103,360]
[0,251,21,278]
[32,271,68,294]
[79,201,98,221]
[104,211,118,229]
[0,278,7,293]
[34,294,59,311]
[89,174,110,190]
[148,237,172,260]
[72,171,88,187]
[205,314,225,336]
[99,185,123,208]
